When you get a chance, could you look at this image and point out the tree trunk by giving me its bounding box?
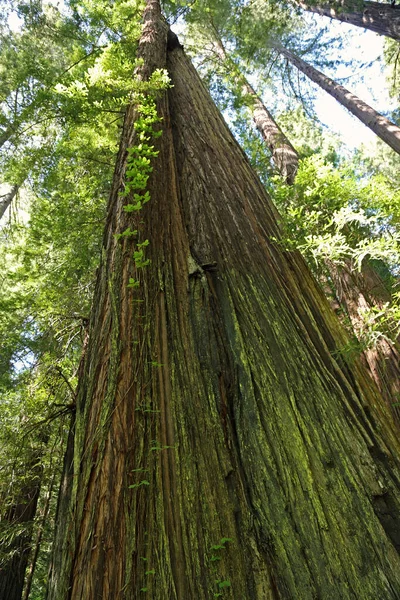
[277,45,400,156]
[213,38,299,184]
[0,186,18,221]
[328,259,400,424]
[0,455,42,600]
[242,79,299,183]
[22,470,56,600]
[295,0,400,41]
[47,4,400,599]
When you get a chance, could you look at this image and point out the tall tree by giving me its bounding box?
[0,186,18,221]
[276,44,400,155]
[47,2,400,598]
[327,259,400,416]
[293,0,400,42]
[0,449,43,600]
[211,33,299,183]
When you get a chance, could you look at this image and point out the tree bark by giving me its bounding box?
[277,45,400,156]
[295,0,400,41]
[213,38,299,184]
[48,4,400,599]
[22,471,56,600]
[0,454,42,600]
[0,186,18,221]
[242,79,299,183]
[328,259,400,424]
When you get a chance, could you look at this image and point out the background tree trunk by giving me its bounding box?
[277,45,400,156]
[0,186,18,221]
[48,9,400,599]
[0,453,42,600]
[212,37,299,183]
[242,79,299,183]
[295,0,400,41]
[328,259,400,424]
[22,470,56,600]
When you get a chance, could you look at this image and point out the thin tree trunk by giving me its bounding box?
[48,4,400,599]
[0,186,18,221]
[0,455,42,600]
[277,45,400,155]
[295,0,400,41]
[22,472,56,600]
[213,38,299,184]
[242,80,299,183]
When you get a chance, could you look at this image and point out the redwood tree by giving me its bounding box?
[294,0,400,42]
[0,450,42,600]
[47,2,400,598]
[276,44,400,156]
[211,35,299,184]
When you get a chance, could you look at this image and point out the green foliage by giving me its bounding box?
[271,155,400,271]
[208,537,233,596]
[129,480,150,488]
[115,75,170,283]
[266,154,400,344]
[0,2,136,591]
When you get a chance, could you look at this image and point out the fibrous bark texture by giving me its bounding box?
[277,45,400,156]
[212,38,298,184]
[48,6,400,599]
[296,0,400,41]
[329,259,400,425]
[242,80,299,183]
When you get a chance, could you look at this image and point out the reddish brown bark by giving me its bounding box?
[213,38,298,183]
[328,259,400,424]
[296,0,400,41]
[277,45,400,156]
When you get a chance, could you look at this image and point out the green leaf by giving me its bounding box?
[129,480,150,489]
[219,537,233,545]
[127,278,140,288]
